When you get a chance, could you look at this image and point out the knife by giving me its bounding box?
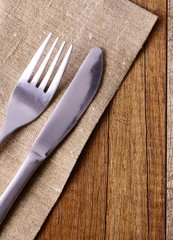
[0,47,103,224]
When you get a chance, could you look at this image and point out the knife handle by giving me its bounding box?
[0,151,43,224]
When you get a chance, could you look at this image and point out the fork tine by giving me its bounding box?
[47,45,73,94]
[19,33,52,82]
[39,41,66,90]
[32,36,59,85]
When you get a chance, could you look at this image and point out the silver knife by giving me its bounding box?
[0,47,103,224]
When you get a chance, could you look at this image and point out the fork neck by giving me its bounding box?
[0,124,14,144]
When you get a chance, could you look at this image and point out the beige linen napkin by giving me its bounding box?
[0,0,157,239]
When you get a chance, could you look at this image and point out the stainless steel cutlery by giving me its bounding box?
[0,33,72,144]
[0,37,103,224]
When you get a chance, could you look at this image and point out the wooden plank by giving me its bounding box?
[106,0,166,238]
[36,113,109,240]
[144,1,166,239]
[106,50,149,239]
[167,0,173,239]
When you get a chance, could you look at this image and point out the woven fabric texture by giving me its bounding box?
[0,0,157,239]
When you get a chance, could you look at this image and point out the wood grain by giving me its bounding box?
[144,1,166,239]
[106,51,149,240]
[36,0,166,239]
[167,0,173,239]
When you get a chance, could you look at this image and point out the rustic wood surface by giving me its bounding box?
[35,0,166,239]
[167,0,173,239]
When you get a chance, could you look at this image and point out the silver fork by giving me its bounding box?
[0,33,73,144]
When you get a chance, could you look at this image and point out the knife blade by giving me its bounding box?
[0,47,103,224]
[32,46,103,158]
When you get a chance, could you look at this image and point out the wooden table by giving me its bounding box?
[36,0,167,239]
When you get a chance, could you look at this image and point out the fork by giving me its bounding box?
[0,33,73,144]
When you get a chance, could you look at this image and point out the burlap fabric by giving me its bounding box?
[0,0,157,239]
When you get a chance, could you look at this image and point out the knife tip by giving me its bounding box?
[91,47,103,55]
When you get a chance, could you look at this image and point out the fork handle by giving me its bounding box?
[0,151,43,224]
